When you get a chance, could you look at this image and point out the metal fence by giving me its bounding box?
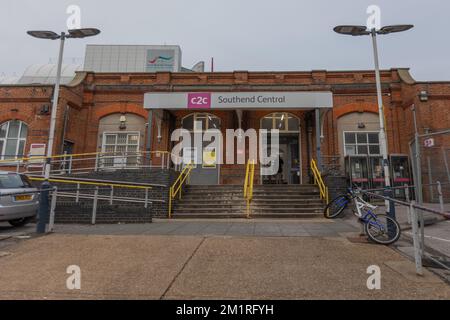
[410,125,450,204]
[0,179,166,231]
[363,186,450,276]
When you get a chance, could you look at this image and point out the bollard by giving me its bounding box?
[410,201,423,276]
[48,187,58,232]
[91,186,99,225]
[36,181,51,234]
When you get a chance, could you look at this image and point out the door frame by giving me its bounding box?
[259,131,302,185]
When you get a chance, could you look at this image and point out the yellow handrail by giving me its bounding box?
[168,163,195,218]
[310,159,329,205]
[29,177,153,190]
[243,160,255,218]
[0,150,173,164]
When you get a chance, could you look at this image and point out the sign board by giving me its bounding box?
[202,148,217,168]
[28,143,46,167]
[146,49,176,72]
[424,138,435,148]
[83,45,182,73]
[144,92,333,110]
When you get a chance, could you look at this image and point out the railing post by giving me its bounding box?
[94,153,99,172]
[91,186,99,225]
[145,188,149,209]
[16,162,20,173]
[110,186,114,205]
[61,151,67,174]
[168,187,173,219]
[76,183,80,203]
[161,153,165,169]
[68,155,73,174]
[405,184,411,224]
[437,181,444,213]
[410,201,423,276]
[48,186,58,232]
[166,152,170,169]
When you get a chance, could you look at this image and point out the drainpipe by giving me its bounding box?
[306,112,313,183]
[146,110,153,166]
[60,104,69,154]
[315,108,322,171]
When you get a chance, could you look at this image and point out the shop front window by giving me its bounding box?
[0,120,28,160]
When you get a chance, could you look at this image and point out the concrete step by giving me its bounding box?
[176,200,324,206]
[171,212,323,219]
[173,207,323,214]
[172,212,247,219]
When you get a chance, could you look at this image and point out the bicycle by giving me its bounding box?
[324,187,401,245]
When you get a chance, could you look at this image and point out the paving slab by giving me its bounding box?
[0,234,203,300]
[0,233,449,299]
[164,236,450,300]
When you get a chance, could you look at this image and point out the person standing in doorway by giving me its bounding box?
[277,153,284,184]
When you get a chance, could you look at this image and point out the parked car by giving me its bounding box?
[0,172,39,227]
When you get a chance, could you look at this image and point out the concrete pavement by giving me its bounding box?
[0,228,449,299]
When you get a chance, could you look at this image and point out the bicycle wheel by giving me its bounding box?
[365,214,401,245]
[323,195,350,219]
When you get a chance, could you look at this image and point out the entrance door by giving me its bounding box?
[180,113,220,185]
[261,134,300,184]
[260,113,301,185]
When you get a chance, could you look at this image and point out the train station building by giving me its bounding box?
[1,45,450,198]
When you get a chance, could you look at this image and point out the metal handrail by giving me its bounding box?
[168,163,195,218]
[360,189,450,275]
[29,177,155,190]
[0,150,172,163]
[243,159,255,218]
[0,150,183,174]
[311,158,329,203]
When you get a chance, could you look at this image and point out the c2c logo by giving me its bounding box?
[188,93,211,109]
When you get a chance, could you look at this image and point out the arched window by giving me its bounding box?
[261,112,300,132]
[182,113,221,132]
[0,120,28,160]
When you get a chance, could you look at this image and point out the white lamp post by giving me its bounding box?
[27,28,101,180]
[334,24,413,216]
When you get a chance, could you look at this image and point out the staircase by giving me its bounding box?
[171,184,324,219]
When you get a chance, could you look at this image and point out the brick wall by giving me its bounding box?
[48,168,179,223]
[2,68,450,195]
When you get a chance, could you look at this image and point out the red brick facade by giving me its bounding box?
[1,68,449,187]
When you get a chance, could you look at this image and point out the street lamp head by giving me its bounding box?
[27,30,60,40]
[67,28,101,39]
[333,25,371,36]
[377,24,414,35]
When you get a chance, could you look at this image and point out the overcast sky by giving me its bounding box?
[1,0,449,81]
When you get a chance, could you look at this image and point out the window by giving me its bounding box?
[344,132,380,156]
[0,173,32,189]
[182,113,221,131]
[101,132,140,167]
[261,113,300,132]
[0,120,28,160]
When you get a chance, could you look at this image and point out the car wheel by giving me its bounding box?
[8,217,33,227]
